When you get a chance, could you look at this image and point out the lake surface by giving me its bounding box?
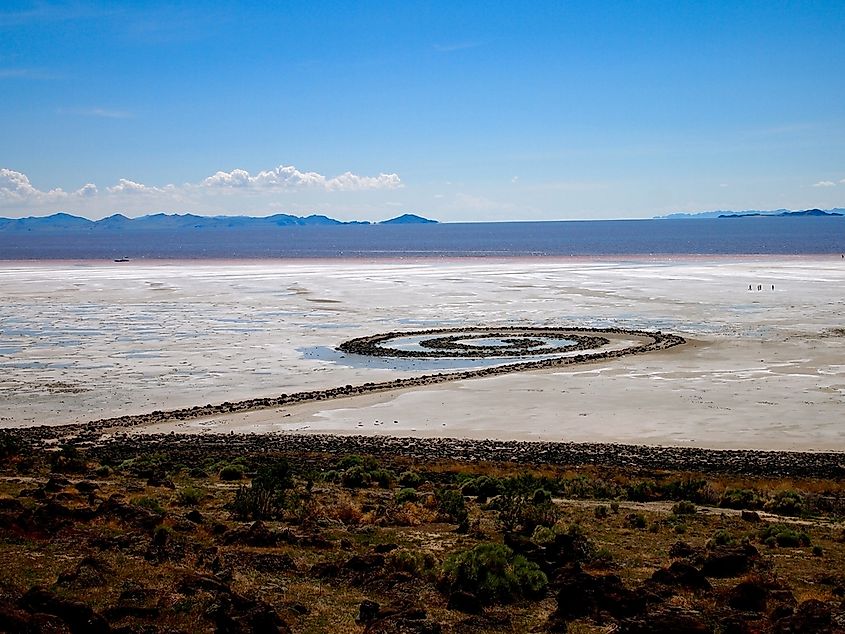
[1,217,844,259]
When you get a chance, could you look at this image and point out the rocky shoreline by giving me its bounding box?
[8,430,843,479]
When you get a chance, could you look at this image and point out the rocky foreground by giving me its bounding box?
[1,429,844,633]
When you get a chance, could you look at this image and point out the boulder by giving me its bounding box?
[222,520,278,547]
[18,586,110,634]
[702,544,758,578]
[356,600,381,625]
[772,599,834,633]
[650,561,711,591]
[551,566,646,621]
[726,579,768,612]
[447,591,481,614]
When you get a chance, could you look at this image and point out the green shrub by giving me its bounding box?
[626,481,657,502]
[132,496,164,514]
[531,525,556,545]
[765,490,804,517]
[370,468,395,489]
[708,529,736,547]
[532,488,552,504]
[623,513,647,529]
[672,501,697,515]
[153,524,172,545]
[758,524,810,547]
[812,545,823,557]
[396,488,418,504]
[398,470,423,488]
[720,488,764,510]
[227,459,294,521]
[50,444,87,473]
[387,548,438,579]
[461,476,502,500]
[594,505,609,519]
[219,464,245,481]
[0,431,22,460]
[441,543,548,604]
[341,465,370,488]
[229,483,275,521]
[337,454,363,469]
[253,460,292,492]
[494,490,560,534]
[435,488,468,525]
[591,547,615,568]
[176,486,205,507]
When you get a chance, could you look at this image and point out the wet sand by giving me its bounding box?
[1,257,843,451]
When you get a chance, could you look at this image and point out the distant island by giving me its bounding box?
[657,208,844,219]
[718,209,843,219]
[0,212,439,232]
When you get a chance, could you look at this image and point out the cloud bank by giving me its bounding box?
[0,165,403,216]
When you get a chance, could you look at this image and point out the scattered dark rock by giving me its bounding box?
[45,475,71,492]
[75,480,99,493]
[741,510,761,523]
[57,556,113,588]
[207,591,291,634]
[356,600,382,625]
[281,601,309,616]
[97,494,163,530]
[551,565,646,621]
[345,553,385,573]
[772,599,834,633]
[650,561,712,591]
[374,543,399,554]
[0,600,37,633]
[669,541,701,559]
[726,579,768,612]
[0,497,25,512]
[185,509,204,524]
[702,544,759,578]
[447,590,482,614]
[178,573,230,596]
[145,476,175,489]
[18,586,110,634]
[222,520,278,547]
[310,561,340,578]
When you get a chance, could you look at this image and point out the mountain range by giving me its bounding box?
[0,212,437,232]
[657,208,844,219]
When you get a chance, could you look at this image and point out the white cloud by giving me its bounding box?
[106,178,167,194]
[202,165,402,191]
[840,178,845,184]
[75,183,98,197]
[0,168,67,201]
[0,164,403,214]
[812,180,836,187]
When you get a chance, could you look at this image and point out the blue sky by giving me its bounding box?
[1,0,844,221]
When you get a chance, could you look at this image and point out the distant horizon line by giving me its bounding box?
[2,207,845,224]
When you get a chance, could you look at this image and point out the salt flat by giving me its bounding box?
[1,257,843,451]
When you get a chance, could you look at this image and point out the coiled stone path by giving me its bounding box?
[21,325,686,439]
